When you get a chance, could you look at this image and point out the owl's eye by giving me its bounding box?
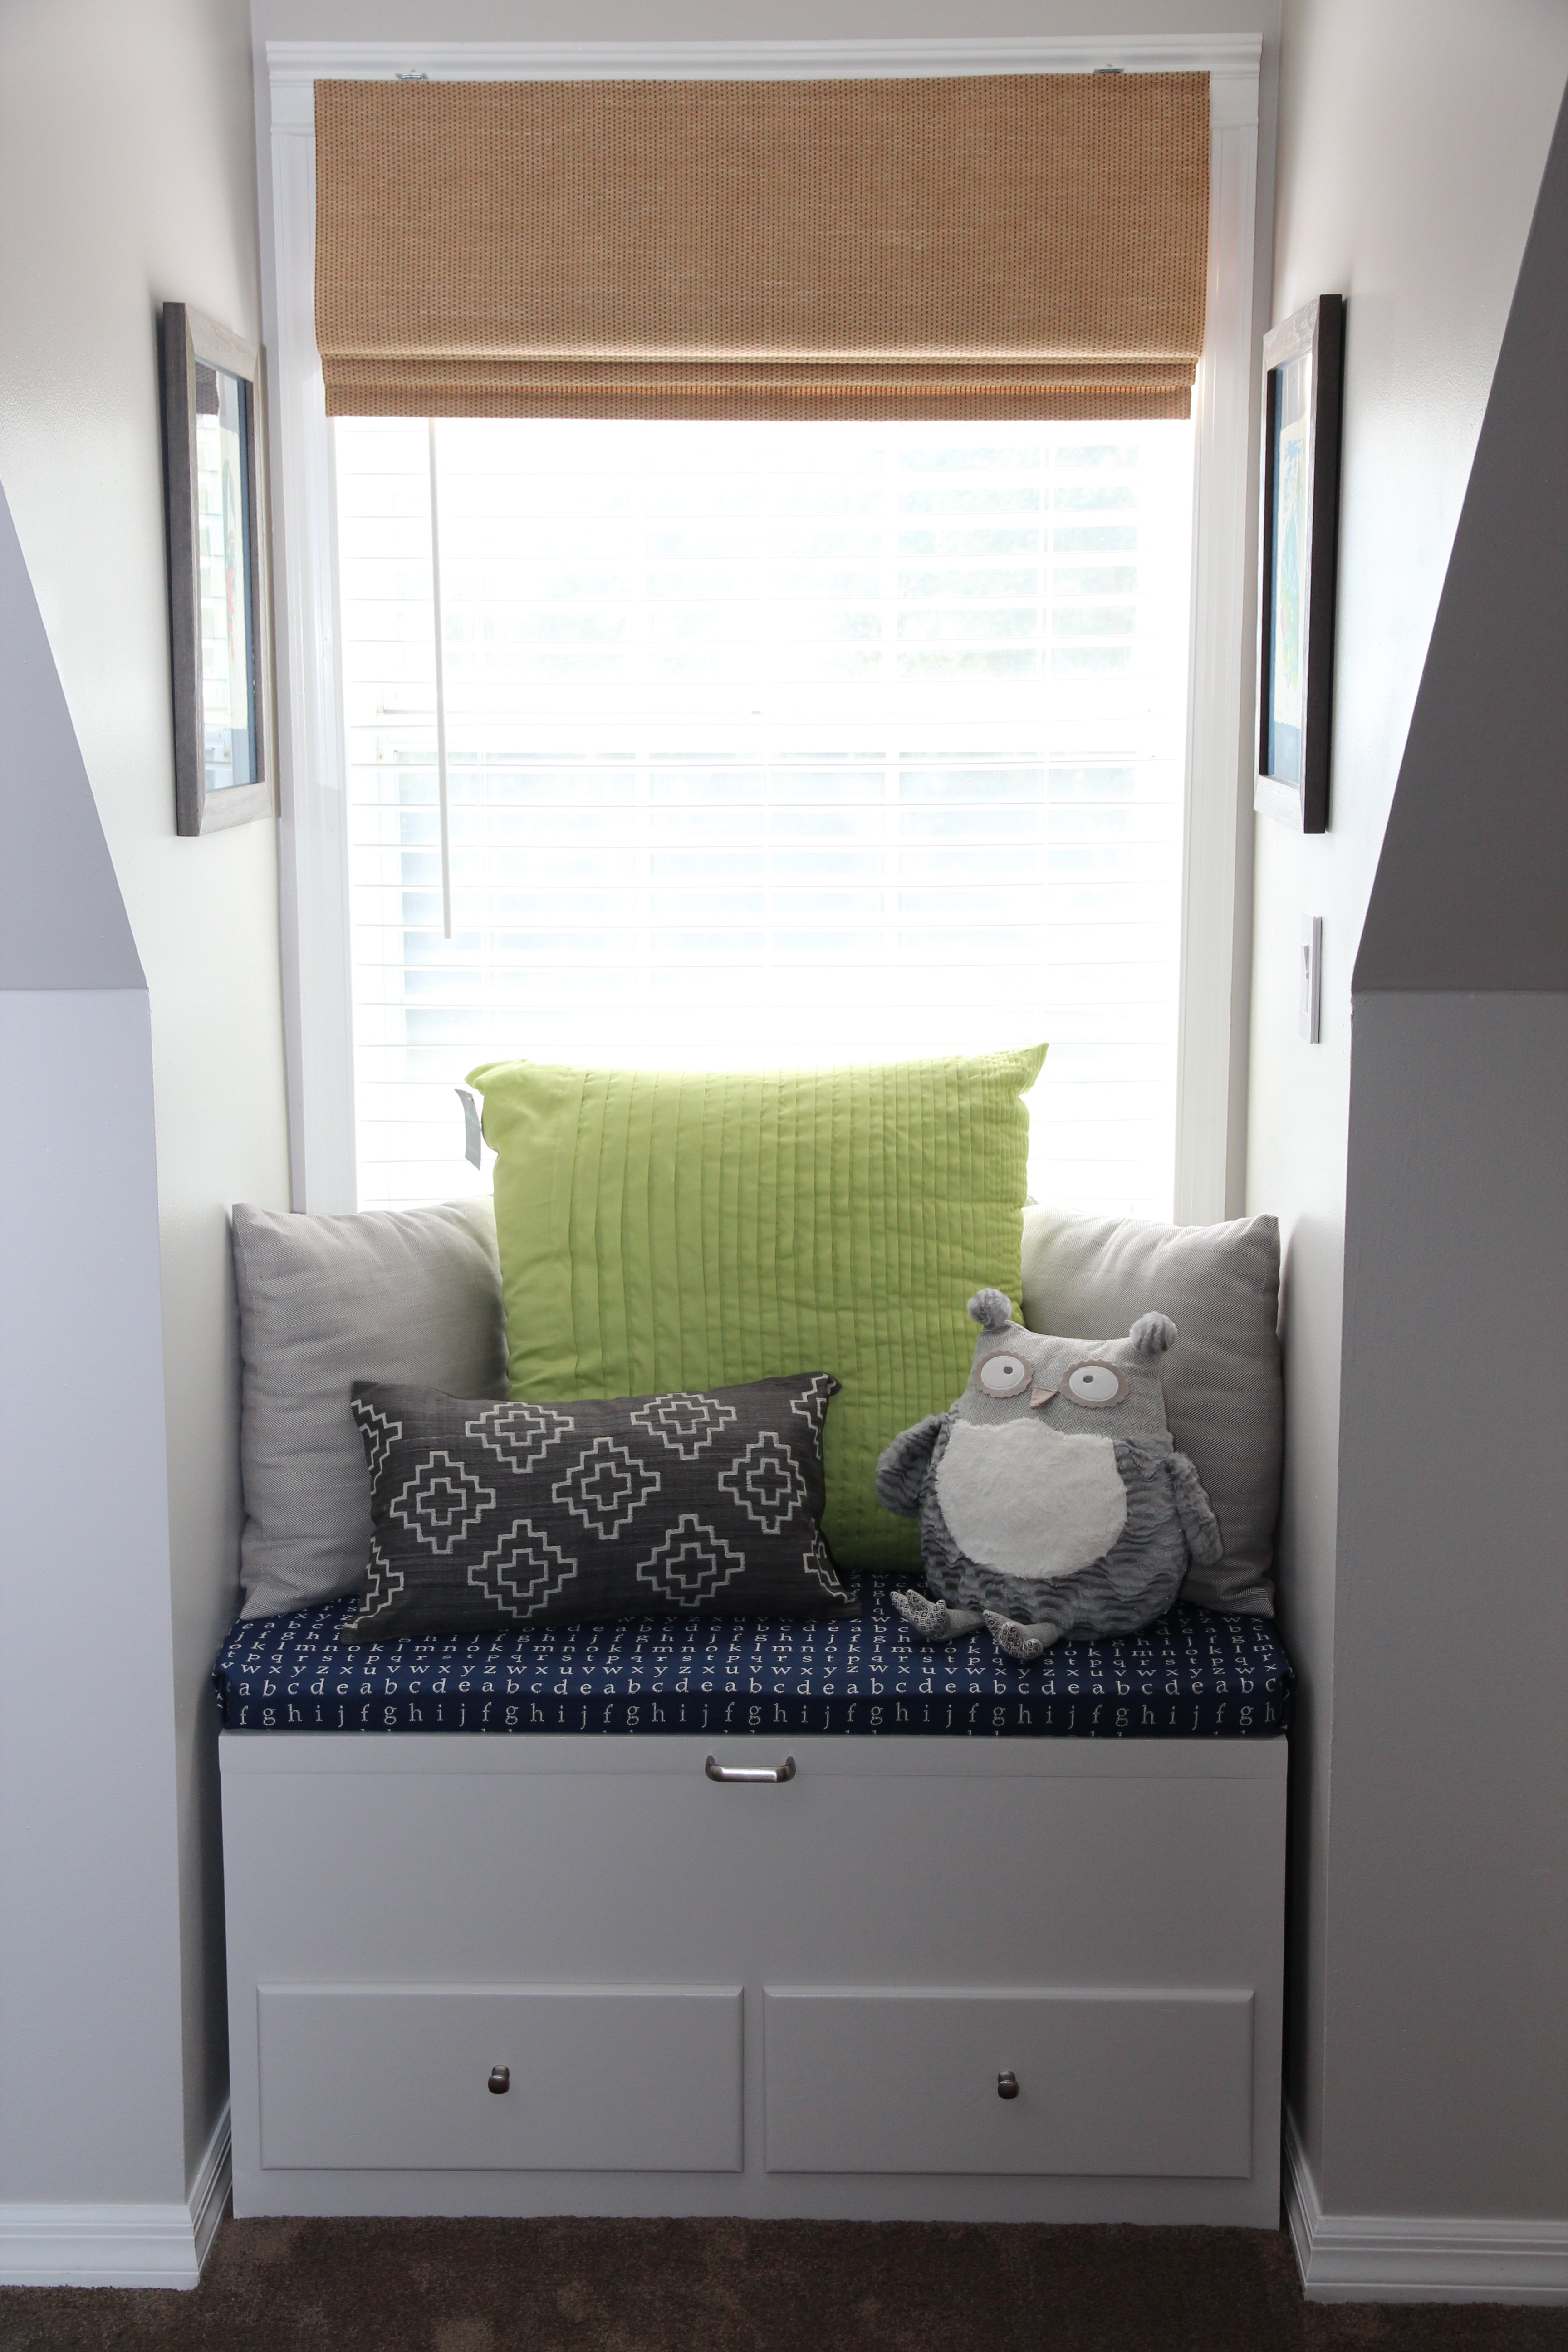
[978,1352,1031,1397]
[1064,1361,1127,1408]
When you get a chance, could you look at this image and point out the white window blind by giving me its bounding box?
[333,416,1193,1215]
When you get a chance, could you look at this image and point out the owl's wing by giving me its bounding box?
[1167,1451,1225,1569]
[875,1416,945,1515]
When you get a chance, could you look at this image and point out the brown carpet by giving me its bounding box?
[4,2214,1566,2352]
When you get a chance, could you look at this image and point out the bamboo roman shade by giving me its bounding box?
[314,74,1210,421]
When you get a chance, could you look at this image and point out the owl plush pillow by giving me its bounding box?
[876,1289,1222,1659]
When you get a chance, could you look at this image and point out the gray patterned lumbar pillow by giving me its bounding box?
[342,1372,850,1641]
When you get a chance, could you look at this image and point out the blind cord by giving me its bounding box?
[427,418,454,941]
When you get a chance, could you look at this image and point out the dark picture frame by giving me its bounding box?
[1254,293,1344,833]
[159,303,276,837]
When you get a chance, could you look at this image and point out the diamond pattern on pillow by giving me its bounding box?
[635,1516,745,1609]
[354,1401,403,1482]
[468,1519,580,1620]
[719,1433,807,1534]
[628,1391,740,1460]
[552,1437,662,1539]
[464,1401,577,1475]
[387,1450,496,1557]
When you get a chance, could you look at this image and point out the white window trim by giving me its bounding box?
[264,34,1261,1223]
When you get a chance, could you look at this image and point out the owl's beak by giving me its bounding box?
[1030,1386,1057,1410]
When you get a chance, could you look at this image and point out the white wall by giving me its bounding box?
[0,0,291,2230]
[1251,0,1568,2239]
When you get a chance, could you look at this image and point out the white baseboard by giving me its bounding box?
[0,2100,230,2290]
[1284,2105,1568,2304]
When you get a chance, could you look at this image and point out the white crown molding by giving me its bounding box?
[0,2104,230,2290]
[266,36,1260,133]
[1284,2106,1568,2306]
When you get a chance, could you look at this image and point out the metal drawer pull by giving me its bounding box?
[997,2071,1020,2101]
[704,1754,797,1784]
[488,2066,510,2095]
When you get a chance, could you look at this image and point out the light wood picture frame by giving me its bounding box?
[160,302,277,837]
[1254,293,1344,833]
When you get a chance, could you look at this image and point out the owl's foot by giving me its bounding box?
[891,1589,985,1643]
[983,1610,1062,1662]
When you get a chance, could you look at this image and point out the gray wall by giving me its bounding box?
[1331,994,1568,2217]
[0,0,291,2200]
[1253,0,1568,2217]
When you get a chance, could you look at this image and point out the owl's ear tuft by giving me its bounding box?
[968,1288,1014,1332]
[1129,1311,1178,1356]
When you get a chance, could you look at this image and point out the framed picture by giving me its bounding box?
[159,303,276,836]
[1254,293,1344,833]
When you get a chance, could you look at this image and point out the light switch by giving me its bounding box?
[1299,916,1322,1043]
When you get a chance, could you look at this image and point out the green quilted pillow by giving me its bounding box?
[466,1049,1046,1574]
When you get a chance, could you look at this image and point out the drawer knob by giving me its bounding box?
[997,2071,1020,2101]
[488,2066,510,2095]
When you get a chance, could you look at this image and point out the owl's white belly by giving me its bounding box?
[935,1417,1128,1581]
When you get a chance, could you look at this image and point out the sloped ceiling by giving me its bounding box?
[0,479,143,992]
[1354,80,1568,993]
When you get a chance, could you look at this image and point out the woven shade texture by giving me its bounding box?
[314,74,1210,421]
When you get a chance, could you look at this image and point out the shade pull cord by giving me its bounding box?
[428,418,453,941]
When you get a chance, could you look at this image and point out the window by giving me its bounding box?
[335,415,1193,1215]
[269,41,1260,1225]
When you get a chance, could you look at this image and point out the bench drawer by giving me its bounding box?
[764,1988,1253,2177]
[258,1984,743,2171]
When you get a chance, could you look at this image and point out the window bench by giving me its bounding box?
[218,1585,1289,2225]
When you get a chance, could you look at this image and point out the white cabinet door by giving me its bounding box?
[764,1988,1253,2177]
[259,1984,743,2171]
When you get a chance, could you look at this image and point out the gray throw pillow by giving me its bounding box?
[232,1198,509,1619]
[1020,1206,1282,1616]
[341,1372,851,1642]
